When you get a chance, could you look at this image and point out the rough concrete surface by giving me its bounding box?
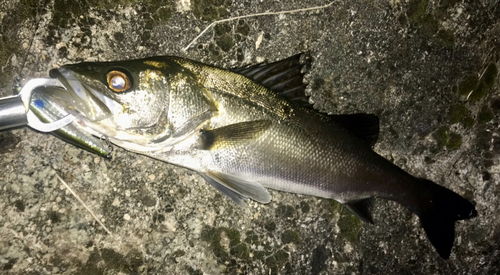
[0,0,499,274]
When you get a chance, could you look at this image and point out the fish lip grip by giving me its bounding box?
[0,78,75,132]
[0,95,27,130]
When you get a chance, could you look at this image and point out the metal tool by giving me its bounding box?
[0,78,75,132]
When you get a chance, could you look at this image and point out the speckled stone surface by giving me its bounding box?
[0,0,499,274]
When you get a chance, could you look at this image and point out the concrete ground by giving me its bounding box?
[0,0,499,274]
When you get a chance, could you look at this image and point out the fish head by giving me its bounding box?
[47,58,181,148]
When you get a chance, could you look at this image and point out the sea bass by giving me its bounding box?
[45,54,476,258]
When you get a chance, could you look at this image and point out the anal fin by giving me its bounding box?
[344,198,374,224]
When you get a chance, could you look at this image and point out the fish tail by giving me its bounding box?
[414,179,477,259]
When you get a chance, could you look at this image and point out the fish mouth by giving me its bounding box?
[48,68,119,122]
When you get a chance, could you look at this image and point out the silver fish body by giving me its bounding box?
[46,55,476,259]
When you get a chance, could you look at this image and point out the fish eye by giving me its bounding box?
[106,70,131,92]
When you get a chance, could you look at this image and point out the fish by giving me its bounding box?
[44,54,476,259]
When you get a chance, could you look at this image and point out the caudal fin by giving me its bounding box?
[416,179,477,259]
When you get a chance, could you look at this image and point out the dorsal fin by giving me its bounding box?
[232,53,312,108]
[233,55,379,146]
[330,113,379,146]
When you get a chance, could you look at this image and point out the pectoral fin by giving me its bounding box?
[199,120,271,150]
[203,171,271,205]
[344,198,374,224]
